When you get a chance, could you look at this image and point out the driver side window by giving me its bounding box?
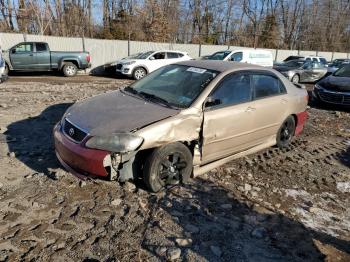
[231,52,243,62]
[209,73,252,108]
[14,43,33,53]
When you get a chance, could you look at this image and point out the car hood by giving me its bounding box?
[119,59,145,64]
[319,75,350,92]
[65,90,179,136]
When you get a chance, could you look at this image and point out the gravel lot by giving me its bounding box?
[0,75,349,261]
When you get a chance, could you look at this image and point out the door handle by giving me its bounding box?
[245,106,256,113]
[281,98,288,104]
[29,54,33,56]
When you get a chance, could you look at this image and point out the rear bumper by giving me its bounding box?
[54,123,109,178]
[295,111,308,136]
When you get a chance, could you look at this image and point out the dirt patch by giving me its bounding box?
[0,76,349,261]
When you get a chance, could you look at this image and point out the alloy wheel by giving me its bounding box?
[280,120,294,143]
[66,65,76,76]
[158,153,187,186]
[134,69,146,80]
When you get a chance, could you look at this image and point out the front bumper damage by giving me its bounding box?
[54,123,139,181]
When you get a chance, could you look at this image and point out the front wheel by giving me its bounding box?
[133,67,147,80]
[62,62,78,77]
[277,116,296,149]
[143,142,193,192]
[3,64,9,76]
[291,74,300,84]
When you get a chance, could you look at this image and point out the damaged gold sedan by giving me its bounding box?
[54,60,308,192]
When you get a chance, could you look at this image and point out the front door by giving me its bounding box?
[201,72,256,164]
[10,43,35,70]
[148,52,167,72]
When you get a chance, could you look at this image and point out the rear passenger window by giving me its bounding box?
[36,43,47,52]
[167,52,179,59]
[211,74,252,107]
[252,74,285,99]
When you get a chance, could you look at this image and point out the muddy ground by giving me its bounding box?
[0,75,349,262]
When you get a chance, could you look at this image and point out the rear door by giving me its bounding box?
[201,72,256,163]
[249,72,289,144]
[9,43,35,70]
[34,43,51,71]
[165,52,182,64]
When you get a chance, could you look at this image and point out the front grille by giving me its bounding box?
[318,90,350,105]
[116,64,123,70]
[63,119,87,142]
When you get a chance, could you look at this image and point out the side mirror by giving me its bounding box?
[149,56,155,60]
[11,49,16,54]
[205,96,221,108]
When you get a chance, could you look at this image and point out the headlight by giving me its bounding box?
[314,83,323,90]
[122,61,136,66]
[85,133,143,153]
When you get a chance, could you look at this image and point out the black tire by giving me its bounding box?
[62,62,78,77]
[277,116,296,149]
[133,67,147,80]
[143,142,193,192]
[291,74,300,84]
[4,63,9,76]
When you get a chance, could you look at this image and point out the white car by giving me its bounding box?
[205,49,274,67]
[115,50,192,80]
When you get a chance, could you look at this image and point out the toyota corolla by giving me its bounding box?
[54,60,308,192]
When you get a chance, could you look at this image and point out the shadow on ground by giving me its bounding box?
[6,103,72,178]
[141,179,350,261]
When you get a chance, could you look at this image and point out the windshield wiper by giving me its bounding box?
[124,86,138,94]
[139,91,175,109]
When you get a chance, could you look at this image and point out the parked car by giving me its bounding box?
[312,64,350,107]
[205,49,273,67]
[104,52,142,74]
[54,60,308,192]
[282,55,328,65]
[2,42,91,77]
[114,50,192,80]
[274,60,328,83]
[327,59,350,74]
[283,55,305,62]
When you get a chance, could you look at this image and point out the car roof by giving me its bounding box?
[176,60,265,72]
[154,50,186,53]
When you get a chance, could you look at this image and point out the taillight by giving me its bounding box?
[86,54,91,63]
[305,94,309,102]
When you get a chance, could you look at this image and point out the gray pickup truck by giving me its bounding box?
[3,42,91,77]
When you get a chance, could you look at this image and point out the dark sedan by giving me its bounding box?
[312,65,350,107]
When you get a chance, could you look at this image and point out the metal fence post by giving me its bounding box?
[198,42,202,57]
[23,33,27,42]
[82,37,86,52]
[128,33,131,56]
[275,49,279,62]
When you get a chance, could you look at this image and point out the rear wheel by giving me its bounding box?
[62,62,78,77]
[133,67,147,80]
[143,142,193,192]
[277,116,295,149]
[291,74,300,84]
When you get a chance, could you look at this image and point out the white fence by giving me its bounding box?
[1,32,349,73]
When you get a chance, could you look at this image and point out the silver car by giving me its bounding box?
[274,60,328,83]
